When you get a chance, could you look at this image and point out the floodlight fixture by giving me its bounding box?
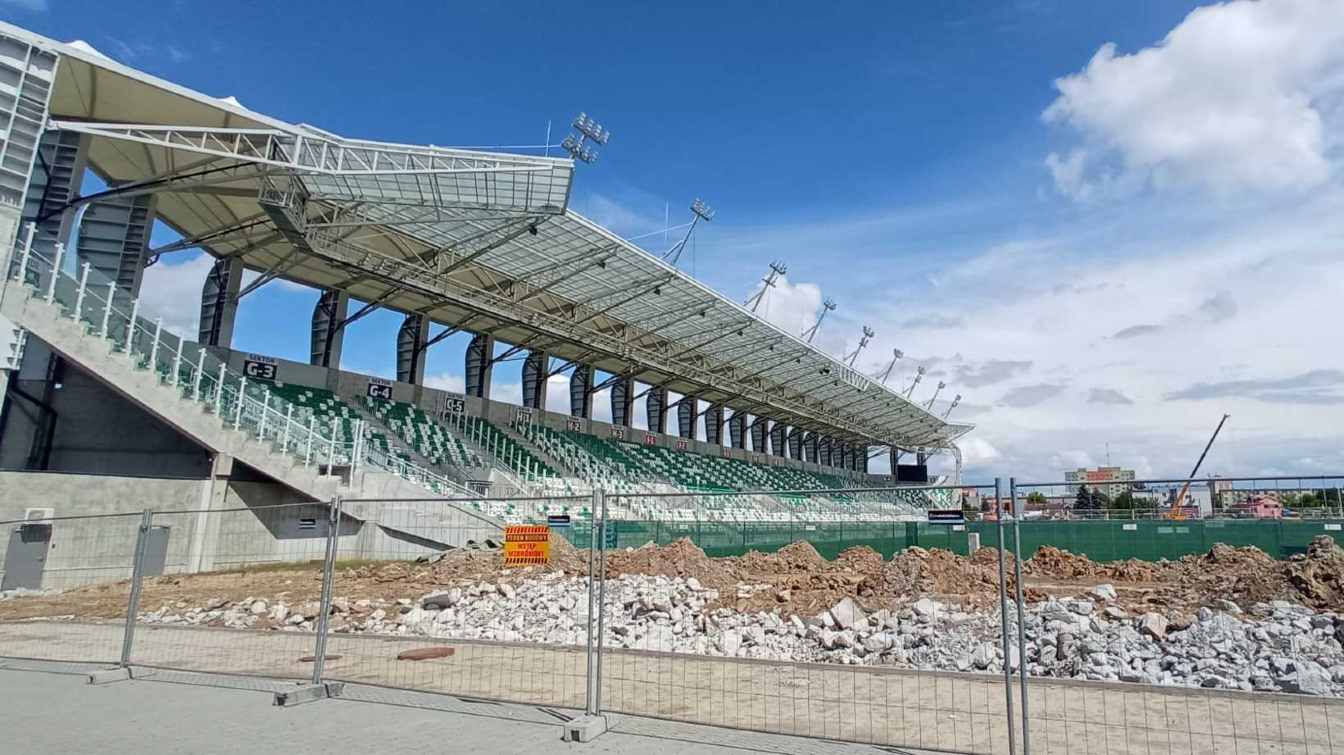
[943,393,962,420]
[876,348,904,385]
[663,196,718,267]
[803,298,837,344]
[925,380,947,410]
[562,112,610,164]
[903,365,925,399]
[746,259,790,312]
[572,112,610,145]
[845,324,876,367]
[561,134,598,164]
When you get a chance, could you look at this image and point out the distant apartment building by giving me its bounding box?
[1064,466,1137,497]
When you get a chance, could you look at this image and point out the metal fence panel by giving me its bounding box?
[594,487,1016,754]
[0,512,143,664]
[316,496,592,711]
[122,504,331,681]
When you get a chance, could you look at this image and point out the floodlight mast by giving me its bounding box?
[802,298,836,344]
[745,260,788,313]
[925,380,947,410]
[844,326,875,367]
[903,365,926,399]
[663,198,715,268]
[561,111,610,164]
[876,348,904,385]
[942,393,962,420]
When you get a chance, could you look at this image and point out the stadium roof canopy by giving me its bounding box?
[7,22,972,450]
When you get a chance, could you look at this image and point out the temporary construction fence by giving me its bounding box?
[3,484,1344,754]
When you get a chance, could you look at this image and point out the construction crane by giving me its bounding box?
[1169,413,1231,520]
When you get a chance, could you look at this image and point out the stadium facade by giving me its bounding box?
[0,22,972,558]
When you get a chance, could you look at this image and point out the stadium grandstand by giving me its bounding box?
[0,22,972,538]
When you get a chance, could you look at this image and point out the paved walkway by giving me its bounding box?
[0,664,916,755]
[3,620,1343,754]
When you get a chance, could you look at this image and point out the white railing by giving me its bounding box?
[4,225,463,498]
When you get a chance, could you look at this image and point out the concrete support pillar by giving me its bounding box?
[464,331,494,400]
[768,422,785,458]
[916,449,928,467]
[569,363,594,419]
[704,404,725,446]
[646,386,668,434]
[21,130,90,263]
[610,376,635,427]
[75,193,156,300]
[396,313,430,385]
[310,290,349,368]
[521,350,548,409]
[676,396,695,439]
[861,445,870,474]
[800,431,814,463]
[890,446,903,474]
[819,436,833,467]
[728,411,746,450]
[750,417,767,454]
[189,453,233,574]
[199,257,243,348]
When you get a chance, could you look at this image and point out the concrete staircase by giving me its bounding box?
[0,252,502,544]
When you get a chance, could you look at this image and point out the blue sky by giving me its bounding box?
[7,0,1344,480]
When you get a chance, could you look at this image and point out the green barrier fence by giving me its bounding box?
[565,518,1344,562]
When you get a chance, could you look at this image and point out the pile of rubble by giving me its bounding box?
[14,532,1344,696]
[133,571,1344,696]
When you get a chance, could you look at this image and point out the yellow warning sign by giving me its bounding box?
[503,525,550,567]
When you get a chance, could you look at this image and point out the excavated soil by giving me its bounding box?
[4,535,1344,622]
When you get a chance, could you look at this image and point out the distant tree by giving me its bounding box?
[1027,491,1047,506]
[1094,489,1113,507]
[1112,491,1136,511]
[1074,484,1098,512]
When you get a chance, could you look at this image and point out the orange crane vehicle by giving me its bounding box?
[1169,413,1231,520]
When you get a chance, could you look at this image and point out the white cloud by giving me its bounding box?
[749,274,824,337]
[424,373,464,393]
[138,253,213,339]
[1044,0,1344,198]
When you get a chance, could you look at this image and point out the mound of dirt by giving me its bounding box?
[1025,546,1104,580]
[1286,535,1344,610]
[604,538,732,590]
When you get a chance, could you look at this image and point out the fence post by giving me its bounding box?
[119,510,154,668]
[993,477,1018,755]
[233,376,247,429]
[99,280,115,338]
[311,496,341,685]
[44,242,63,303]
[1010,477,1030,754]
[594,487,609,714]
[214,363,227,413]
[126,298,140,358]
[585,489,601,715]
[74,261,89,321]
[14,222,34,284]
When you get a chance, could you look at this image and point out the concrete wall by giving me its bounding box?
[0,469,479,590]
[0,338,211,477]
[0,471,204,588]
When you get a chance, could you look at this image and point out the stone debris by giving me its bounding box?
[123,575,1344,696]
[9,534,1344,698]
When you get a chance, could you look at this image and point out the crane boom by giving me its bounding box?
[1170,413,1230,519]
